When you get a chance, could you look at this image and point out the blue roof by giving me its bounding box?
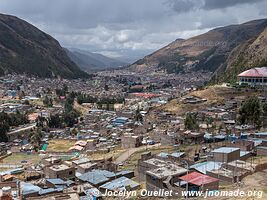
[170,152,185,158]
[84,188,101,198]
[39,188,63,195]
[255,132,267,136]
[100,176,140,191]
[0,168,24,176]
[46,178,65,185]
[77,170,116,185]
[21,182,41,196]
[190,161,222,174]
[157,152,169,158]
[240,151,250,157]
[211,147,239,153]
[116,117,128,121]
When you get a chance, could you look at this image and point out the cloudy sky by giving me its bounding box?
[0,0,267,63]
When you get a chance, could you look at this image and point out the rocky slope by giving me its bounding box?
[213,27,267,82]
[129,19,267,81]
[0,13,89,78]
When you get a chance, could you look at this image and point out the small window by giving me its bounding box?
[69,171,73,175]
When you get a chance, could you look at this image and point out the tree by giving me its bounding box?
[43,96,53,107]
[135,107,143,122]
[104,84,109,91]
[205,116,213,131]
[63,110,79,127]
[239,96,262,128]
[23,100,30,105]
[30,128,43,147]
[0,111,29,142]
[48,114,62,128]
[0,121,9,142]
[184,113,199,130]
[36,116,47,127]
[263,102,267,116]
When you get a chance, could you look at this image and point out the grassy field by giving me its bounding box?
[159,85,260,115]
[89,149,126,160]
[0,153,41,165]
[47,139,76,152]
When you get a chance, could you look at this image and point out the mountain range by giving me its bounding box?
[0,12,266,82]
[65,48,127,72]
[0,13,89,78]
[129,19,267,82]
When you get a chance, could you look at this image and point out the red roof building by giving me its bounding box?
[179,172,219,191]
[238,67,267,86]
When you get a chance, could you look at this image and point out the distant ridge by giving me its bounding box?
[65,48,128,72]
[128,19,267,82]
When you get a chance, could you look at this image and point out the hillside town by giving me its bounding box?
[0,66,266,199]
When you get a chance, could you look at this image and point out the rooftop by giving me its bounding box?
[143,158,167,168]
[147,164,187,179]
[190,161,222,174]
[72,158,91,165]
[211,147,240,154]
[49,164,73,171]
[77,170,116,185]
[100,176,140,191]
[179,172,219,186]
[238,67,267,77]
[78,162,97,169]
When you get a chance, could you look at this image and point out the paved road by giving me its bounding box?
[115,143,161,164]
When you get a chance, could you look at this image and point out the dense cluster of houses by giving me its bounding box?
[0,67,266,199]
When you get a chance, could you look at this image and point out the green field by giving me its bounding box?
[47,139,76,152]
[0,153,41,165]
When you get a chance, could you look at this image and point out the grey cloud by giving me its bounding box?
[0,0,266,63]
[203,0,263,10]
[166,0,200,13]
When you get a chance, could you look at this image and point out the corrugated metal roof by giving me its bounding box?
[77,170,116,185]
[190,161,222,174]
[21,182,41,195]
[39,188,63,195]
[100,176,140,191]
[179,172,218,186]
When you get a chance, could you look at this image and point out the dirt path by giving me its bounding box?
[115,143,160,164]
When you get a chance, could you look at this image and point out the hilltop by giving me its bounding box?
[0,13,89,78]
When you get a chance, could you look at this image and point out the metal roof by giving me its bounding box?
[39,188,63,195]
[46,178,65,185]
[179,172,219,186]
[190,161,222,174]
[21,182,41,196]
[211,147,240,153]
[240,151,250,157]
[100,176,140,191]
[77,170,116,185]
